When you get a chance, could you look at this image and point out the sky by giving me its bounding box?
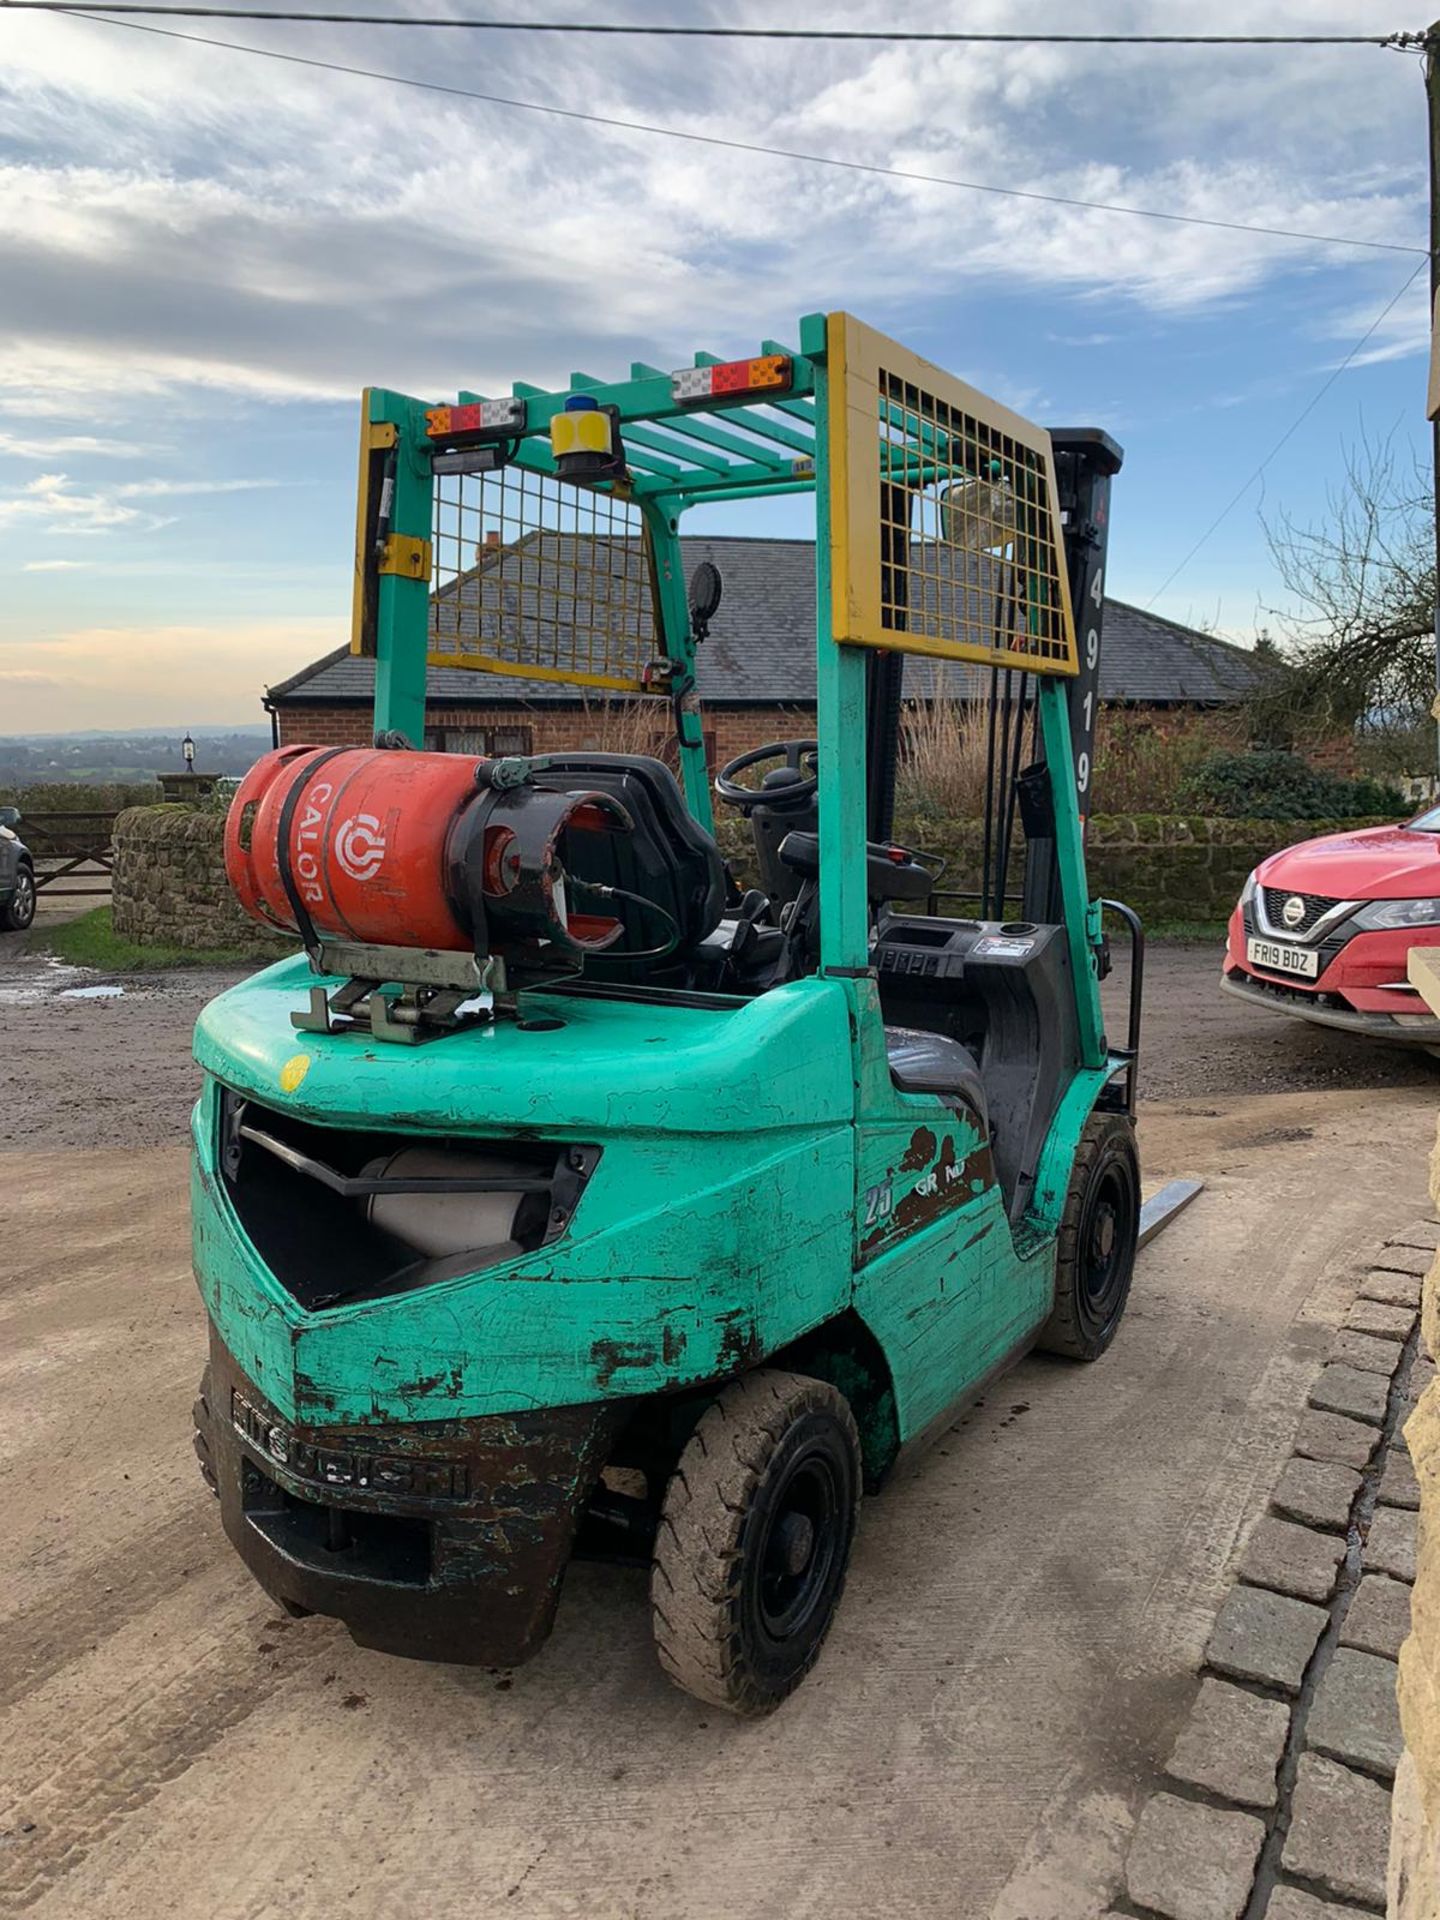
[0,0,1431,732]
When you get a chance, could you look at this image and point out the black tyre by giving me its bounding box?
[650,1368,861,1716]
[1,864,35,932]
[1038,1110,1140,1361]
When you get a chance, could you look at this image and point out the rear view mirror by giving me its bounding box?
[688,561,723,640]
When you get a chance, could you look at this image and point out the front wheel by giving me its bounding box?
[1038,1109,1140,1361]
[650,1369,861,1716]
[1,865,35,931]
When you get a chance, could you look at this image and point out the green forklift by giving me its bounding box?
[192,312,1141,1714]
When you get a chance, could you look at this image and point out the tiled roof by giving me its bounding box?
[268,535,1259,708]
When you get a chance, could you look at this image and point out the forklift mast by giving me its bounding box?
[348,312,1117,1076]
[863,431,1122,870]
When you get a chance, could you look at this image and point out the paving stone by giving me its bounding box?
[1308,1363,1390,1426]
[1365,1504,1418,1583]
[1340,1574,1414,1659]
[1271,1454,1362,1532]
[1384,1220,1440,1251]
[1408,1354,1438,1400]
[1358,1269,1424,1309]
[1328,1329,1405,1377]
[1281,1754,1392,1907]
[1344,1299,1417,1343]
[1124,1791,1265,1920]
[1262,1889,1375,1919]
[1377,1447,1421,1510]
[1306,1646,1404,1781]
[1164,1677,1291,1809]
[1239,1516,1346,1603]
[1206,1584,1329,1695]
[1368,1242,1432,1275]
[1292,1407,1383,1470]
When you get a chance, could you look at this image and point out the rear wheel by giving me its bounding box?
[650,1368,861,1716]
[1038,1110,1139,1361]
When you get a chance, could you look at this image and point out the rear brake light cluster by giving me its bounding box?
[425,397,527,439]
[670,356,792,404]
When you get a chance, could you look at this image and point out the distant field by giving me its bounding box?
[0,728,269,789]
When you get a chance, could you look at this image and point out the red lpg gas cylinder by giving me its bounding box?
[225,745,485,950]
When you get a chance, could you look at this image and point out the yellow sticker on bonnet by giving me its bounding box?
[280,1053,311,1093]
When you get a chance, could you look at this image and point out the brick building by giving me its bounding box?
[264,535,1260,760]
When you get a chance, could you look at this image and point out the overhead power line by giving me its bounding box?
[56,12,1429,260]
[0,5,1424,44]
[1147,253,1432,605]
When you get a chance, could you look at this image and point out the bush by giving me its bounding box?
[1091,712,1226,814]
[895,696,989,817]
[1178,750,1405,822]
[894,701,1241,819]
[0,780,162,814]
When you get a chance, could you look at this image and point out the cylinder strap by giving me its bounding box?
[274,746,350,961]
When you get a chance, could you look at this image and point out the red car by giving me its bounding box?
[1222,809,1440,1050]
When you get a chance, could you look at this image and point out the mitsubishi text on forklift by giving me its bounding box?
[192,313,1141,1714]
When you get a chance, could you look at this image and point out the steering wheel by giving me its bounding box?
[714,740,819,815]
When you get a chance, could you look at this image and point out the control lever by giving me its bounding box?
[729,888,770,962]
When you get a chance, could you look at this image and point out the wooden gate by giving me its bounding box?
[21,811,118,899]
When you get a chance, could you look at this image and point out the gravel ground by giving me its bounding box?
[2,930,1434,1153]
[3,930,1438,1918]
[1106,940,1438,1100]
[0,941,247,1150]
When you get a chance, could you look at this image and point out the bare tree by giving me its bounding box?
[1261,432,1434,746]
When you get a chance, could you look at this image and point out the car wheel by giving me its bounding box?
[650,1368,861,1716]
[1,864,35,931]
[1038,1110,1140,1361]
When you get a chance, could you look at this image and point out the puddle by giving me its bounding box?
[0,959,123,1007]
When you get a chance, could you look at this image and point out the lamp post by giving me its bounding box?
[182,732,196,771]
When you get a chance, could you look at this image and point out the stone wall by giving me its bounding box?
[112,799,1387,957]
[112,805,289,955]
[1084,814,1383,924]
[717,810,1385,926]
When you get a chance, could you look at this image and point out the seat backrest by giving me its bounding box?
[533,753,727,973]
[885,1026,989,1130]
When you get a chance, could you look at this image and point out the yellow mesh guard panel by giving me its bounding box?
[827,313,1078,675]
[428,463,658,692]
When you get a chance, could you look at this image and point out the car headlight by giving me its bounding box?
[1352,898,1440,931]
[1239,868,1259,906]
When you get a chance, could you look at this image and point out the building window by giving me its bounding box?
[488,726,534,756]
[424,724,534,757]
[648,729,717,772]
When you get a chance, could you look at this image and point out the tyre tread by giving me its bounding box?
[1037,1110,1139,1361]
[649,1368,860,1715]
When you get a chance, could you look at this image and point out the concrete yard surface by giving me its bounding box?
[1,941,1437,1918]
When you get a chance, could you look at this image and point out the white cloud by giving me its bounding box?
[0,471,172,535]
[113,476,288,498]
[0,428,146,458]
[0,0,1425,422]
[22,559,95,571]
[1316,270,1433,371]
